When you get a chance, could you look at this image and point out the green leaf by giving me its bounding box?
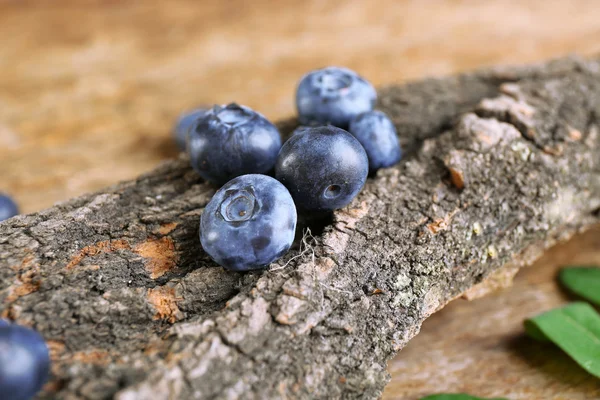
[525,302,600,378]
[419,395,507,400]
[559,266,600,306]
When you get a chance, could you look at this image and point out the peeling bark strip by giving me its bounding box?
[1,57,599,400]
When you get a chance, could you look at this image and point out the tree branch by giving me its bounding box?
[1,56,599,400]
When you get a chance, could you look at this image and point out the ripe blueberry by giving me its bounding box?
[173,108,207,151]
[0,194,19,222]
[275,126,368,211]
[292,126,313,136]
[296,67,377,129]
[188,103,282,185]
[0,323,51,400]
[348,110,402,172]
[200,174,297,271]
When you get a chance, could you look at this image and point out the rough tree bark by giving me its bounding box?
[1,57,599,400]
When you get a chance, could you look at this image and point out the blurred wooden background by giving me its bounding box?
[1,1,599,399]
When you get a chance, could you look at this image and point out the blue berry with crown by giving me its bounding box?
[188,103,282,185]
[296,67,376,129]
[200,174,297,271]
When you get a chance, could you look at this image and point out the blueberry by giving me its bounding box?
[292,126,313,136]
[296,67,377,129]
[275,126,368,211]
[0,194,19,222]
[200,174,297,271]
[348,110,402,172]
[173,108,207,151]
[0,324,50,400]
[188,103,282,185]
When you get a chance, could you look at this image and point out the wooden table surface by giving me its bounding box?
[1,1,599,399]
